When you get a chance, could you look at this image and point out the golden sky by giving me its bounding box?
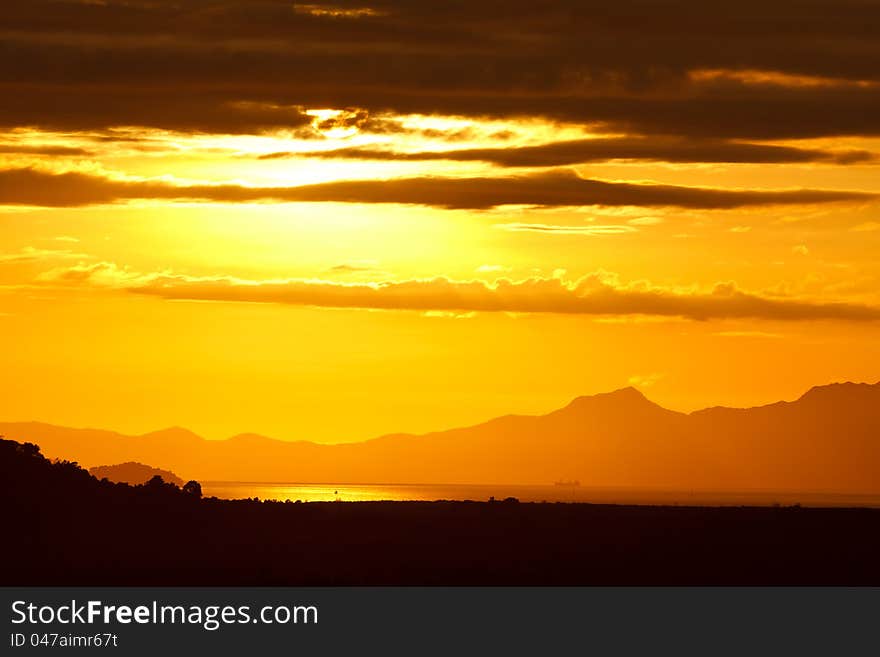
[1,0,879,442]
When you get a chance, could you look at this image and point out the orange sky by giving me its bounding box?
[1,1,879,442]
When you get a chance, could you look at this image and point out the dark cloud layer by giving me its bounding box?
[0,86,313,134]
[3,1,880,138]
[0,144,91,156]
[261,137,874,166]
[1,167,873,209]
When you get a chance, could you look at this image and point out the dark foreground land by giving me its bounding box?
[2,439,879,585]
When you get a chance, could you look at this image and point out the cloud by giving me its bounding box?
[627,216,663,226]
[0,86,315,134]
[496,223,639,235]
[628,373,665,388]
[714,331,784,338]
[327,261,382,274]
[1,167,873,210]
[37,262,880,322]
[264,137,875,166]
[37,261,147,287]
[329,264,371,273]
[5,1,880,139]
[422,310,476,319]
[294,4,386,18]
[0,144,92,156]
[0,246,87,263]
[851,221,880,232]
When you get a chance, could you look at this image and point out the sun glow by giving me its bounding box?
[2,4,880,446]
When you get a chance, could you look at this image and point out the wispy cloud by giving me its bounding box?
[326,260,382,274]
[264,137,875,166]
[0,246,88,263]
[36,262,880,322]
[628,372,665,388]
[714,330,785,338]
[495,223,639,235]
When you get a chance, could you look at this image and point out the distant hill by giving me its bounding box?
[2,381,879,492]
[89,462,184,487]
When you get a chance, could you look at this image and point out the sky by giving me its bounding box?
[1,0,879,442]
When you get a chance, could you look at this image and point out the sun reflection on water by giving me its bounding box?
[200,482,880,507]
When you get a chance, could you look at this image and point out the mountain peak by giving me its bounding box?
[797,380,880,404]
[575,386,647,402]
[560,386,656,413]
[139,426,203,442]
[609,386,647,398]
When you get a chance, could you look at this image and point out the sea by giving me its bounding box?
[201,481,880,508]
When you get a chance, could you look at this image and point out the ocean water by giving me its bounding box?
[201,481,880,507]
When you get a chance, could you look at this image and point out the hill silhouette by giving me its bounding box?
[2,437,880,585]
[2,381,879,492]
[89,461,184,486]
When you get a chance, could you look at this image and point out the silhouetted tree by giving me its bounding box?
[3,436,880,587]
[18,441,41,459]
[183,480,202,499]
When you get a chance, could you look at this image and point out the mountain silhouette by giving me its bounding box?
[2,381,879,492]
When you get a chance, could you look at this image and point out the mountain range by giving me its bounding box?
[2,381,879,492]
